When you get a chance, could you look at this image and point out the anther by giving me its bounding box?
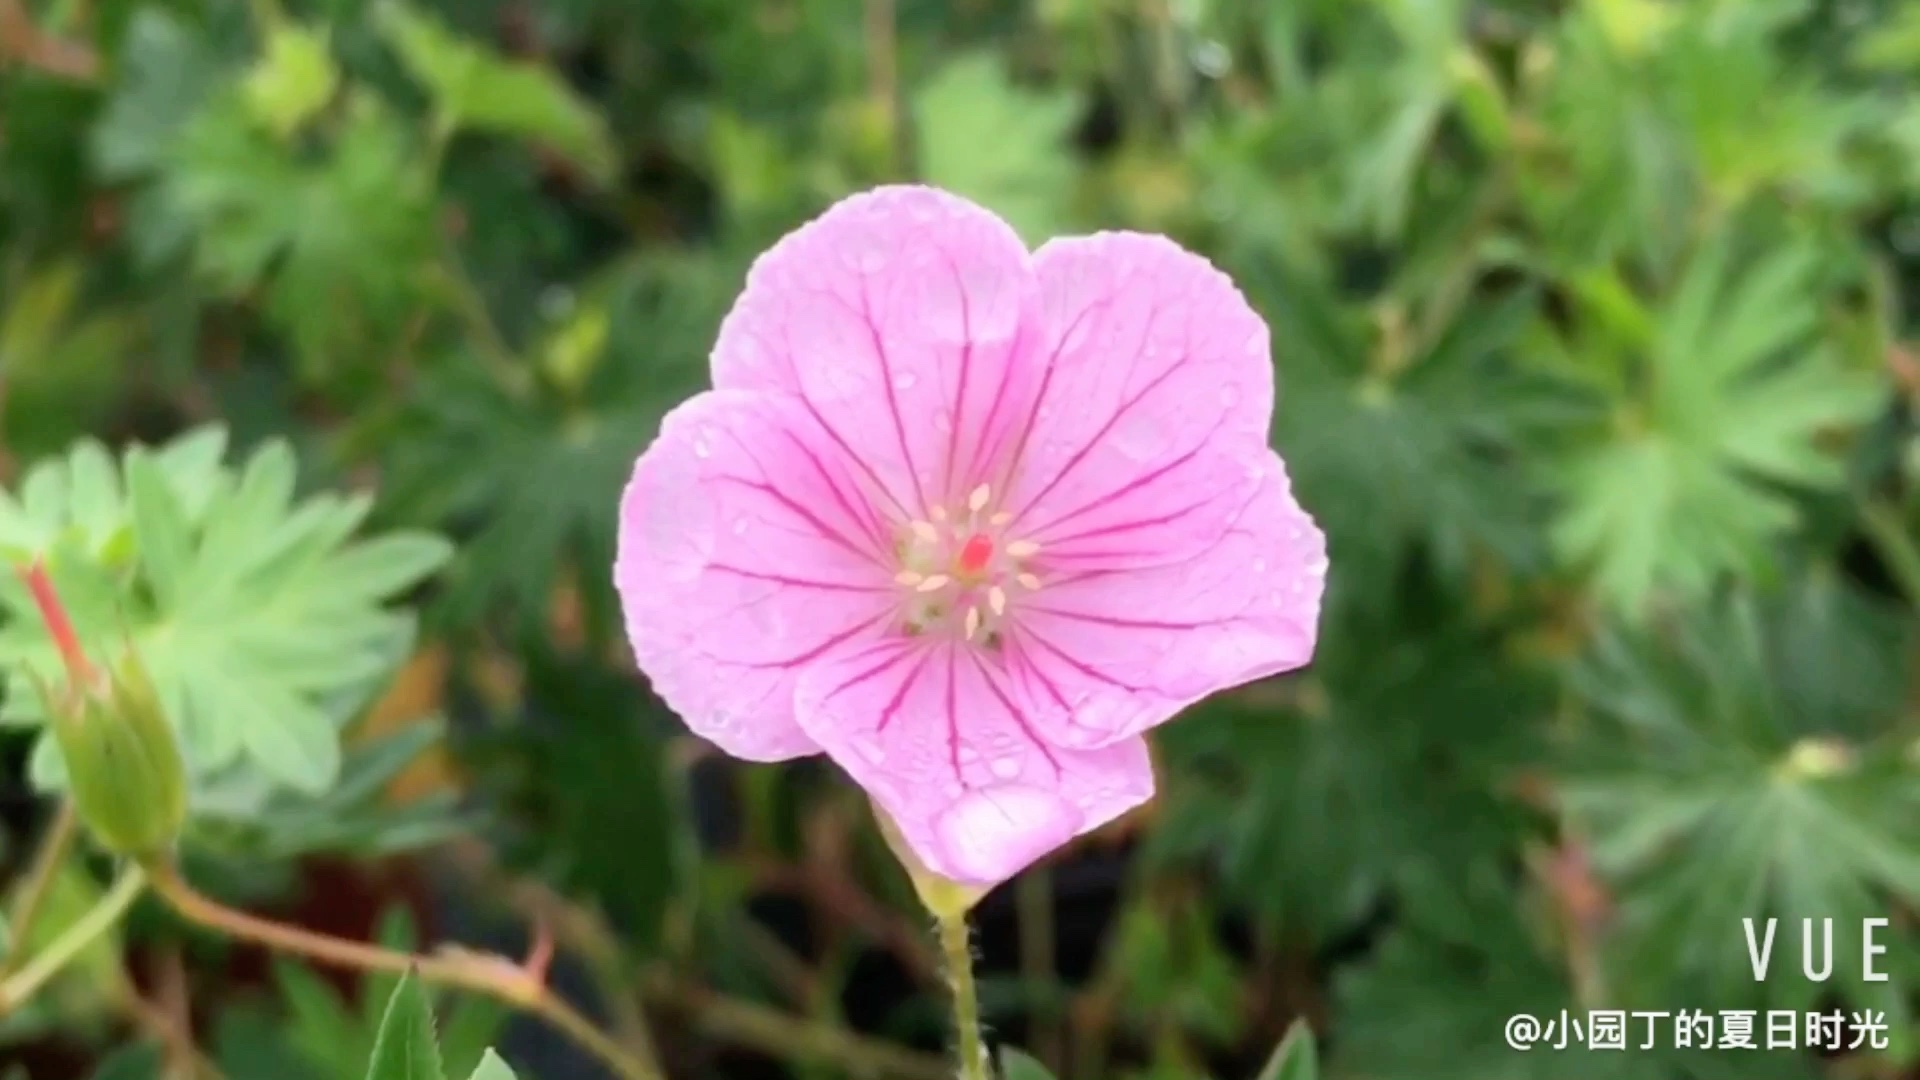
[1017,573,1041,591]
[895,570,924,586]
[911,521,939,542]
[916,574,951,593]
[964,606,981,640]
[989,511,1013,526]
[968,484,991,513]
[1005,540,1040,559]
[988,586,1007,616]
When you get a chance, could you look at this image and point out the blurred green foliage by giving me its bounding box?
[1,0,1918,1078]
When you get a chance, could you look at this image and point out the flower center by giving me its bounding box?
[892,483,1043,645]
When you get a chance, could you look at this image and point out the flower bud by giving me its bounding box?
[16,562,187,858]
[33,645,189,858]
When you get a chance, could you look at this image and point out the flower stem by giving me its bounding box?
[142,858,662,1080]
[938,911,988,1080]
[0,864,146,1013]
[1,799,77,976]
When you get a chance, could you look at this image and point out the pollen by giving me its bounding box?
[888,486,1047,643]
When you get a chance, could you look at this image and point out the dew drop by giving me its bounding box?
[958,745,981,764]
[732,517,750,536]
[693,437,712,459]
[853,734,887,764]
[989,756,1021,780]
[893,371,918,390]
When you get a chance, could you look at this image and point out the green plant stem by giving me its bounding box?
[2,799,77,975]
[142,858,662,1080]
[0,864,145,1013]
[938,911,987,1080]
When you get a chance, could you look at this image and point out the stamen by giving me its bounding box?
[911,520,939,542]
[930,506,948,522]
[1017,573,1041,591]
[1005,540,1040,559]
[968,484,991,512]
[916,574,951,593]
[988,586,1007,615]
[989,511,1013,526]
[894,570,924,586]
[963,605,981,640]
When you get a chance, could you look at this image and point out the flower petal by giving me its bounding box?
[1007,451,1327,749]
[1001,232,1274,569]
[711,185,1045,518]
[794,639,1153,886]
[615,390,899,761]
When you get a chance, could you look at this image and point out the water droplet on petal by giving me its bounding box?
[693,438,712,459]
[932,785,1083,883]
[893,371,918,390]
[732,518,750,536]
[958,745,980,764]
[989,756,1021,780]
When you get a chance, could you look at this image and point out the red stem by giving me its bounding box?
[17,561,94,683]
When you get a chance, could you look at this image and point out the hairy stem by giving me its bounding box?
[938,912,988,1080]
[142,859,662,1080]
[2,800,78,976]
[0,864,146,1013]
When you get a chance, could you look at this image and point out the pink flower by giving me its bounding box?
[615,186,1327,887]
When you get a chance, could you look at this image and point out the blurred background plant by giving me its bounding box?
[1,0,1918,1077]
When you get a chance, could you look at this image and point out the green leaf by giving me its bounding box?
[87,1042,165,1080]
[913,52,1079,243]
[466,1050,517,1080]
[1550,228,1883,614]
[372,1,615,182]
[244,24,340,140]
[364,971,445,1080]
[1256,1022,1319,1080]
[90,10,217,180]
[998,1048,1057,1080]
[0,428,450,800]
[126,449,194,610]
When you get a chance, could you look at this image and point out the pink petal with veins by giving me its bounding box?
[615,390,896,761]
[794,638,1154,885]
[1010,452,1327,750]
[711,185,1046,516]
[1000,232,1275,570]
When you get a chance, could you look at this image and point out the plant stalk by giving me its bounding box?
[0,864,146,1013]
[2,799,78,976]
[142,858,662,1080]
[938,911,988,1080]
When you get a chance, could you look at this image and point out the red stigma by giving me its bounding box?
[957,533,994,575]
[17,561,94,684]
